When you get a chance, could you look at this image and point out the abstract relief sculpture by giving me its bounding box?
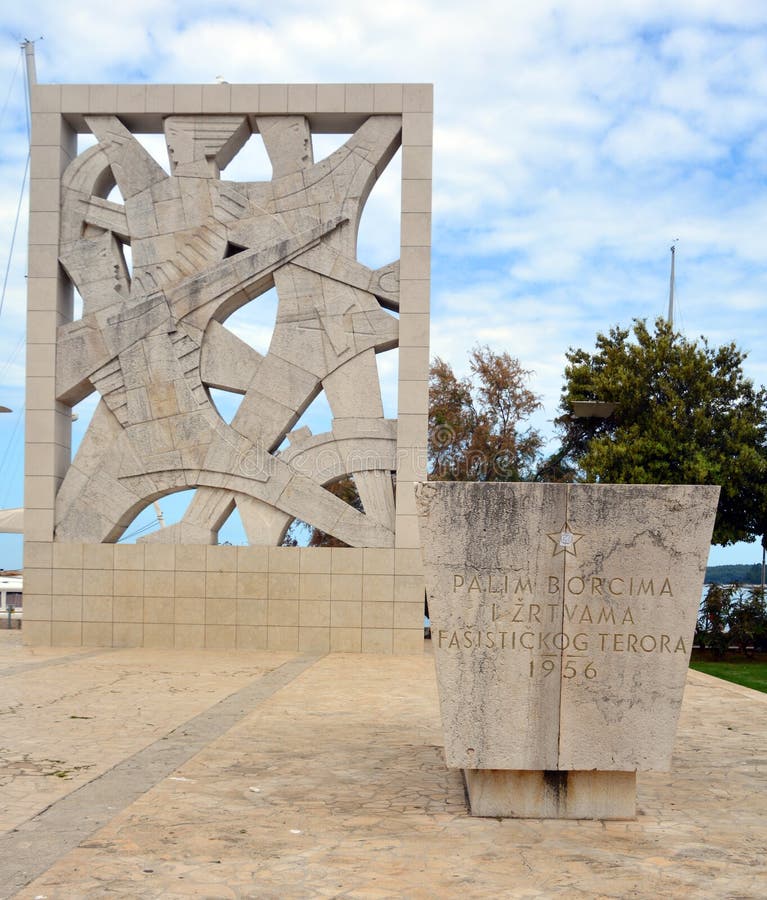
[24,82,430,651]
[55,113,402,546]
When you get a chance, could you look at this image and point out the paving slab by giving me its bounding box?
[1,631,765,899]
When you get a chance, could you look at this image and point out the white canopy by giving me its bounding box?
[0,508,23,533]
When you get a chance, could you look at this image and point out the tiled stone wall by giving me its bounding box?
[23,82,432,652]
[22,543,425,652]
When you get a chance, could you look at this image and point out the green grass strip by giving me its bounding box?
[690,660,767,694]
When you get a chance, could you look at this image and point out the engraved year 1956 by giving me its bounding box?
[529,659,597,679]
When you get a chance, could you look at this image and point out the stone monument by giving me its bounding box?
[415,482,719,818]
[23,81,432,651]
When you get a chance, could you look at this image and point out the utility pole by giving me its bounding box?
[22,39,37,90]
[667,240,678,327]
[21,39,38,125]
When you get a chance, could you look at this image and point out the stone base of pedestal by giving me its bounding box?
[463,769,636,819]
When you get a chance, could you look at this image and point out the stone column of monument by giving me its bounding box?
[24,88,78,612]
[22,81,432,653]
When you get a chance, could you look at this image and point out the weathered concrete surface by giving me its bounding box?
[463,769,637,820]
[1,631,766,899]
[55,112,402,548]
[415,482,718,774]
[1,635,298,837]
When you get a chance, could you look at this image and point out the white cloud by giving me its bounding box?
[1,0,767,565]
[603,109,723,167]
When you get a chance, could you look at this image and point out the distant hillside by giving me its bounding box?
[705,563,762,585]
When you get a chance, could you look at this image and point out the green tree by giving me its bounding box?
[429,346,543,481]
[695,584,767,657]
[696,583,735,658]
[557,318,767,547]
[728,587,767,656]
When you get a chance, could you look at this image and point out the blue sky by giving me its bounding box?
[1,1,767,568]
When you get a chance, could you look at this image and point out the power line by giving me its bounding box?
[0,151,29,321]
[119,518,161,542]
[0,44,32,324]
[0,334,25,383]
[0,403,24,506]
[0,48,22,131]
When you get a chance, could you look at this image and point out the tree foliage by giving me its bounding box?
[283,346,543,550]
[557,317,767,546]
[697,583,734,658]
[696,584,767,657]
[429,346,543,481]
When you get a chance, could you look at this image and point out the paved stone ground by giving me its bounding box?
[0,630,765,899]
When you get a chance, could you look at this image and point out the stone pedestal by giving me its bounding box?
[464,770,636,819]
[415,482,719,819]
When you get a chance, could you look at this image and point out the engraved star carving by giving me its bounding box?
[547,522,585,557]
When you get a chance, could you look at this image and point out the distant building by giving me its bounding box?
[0,573,22,610]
